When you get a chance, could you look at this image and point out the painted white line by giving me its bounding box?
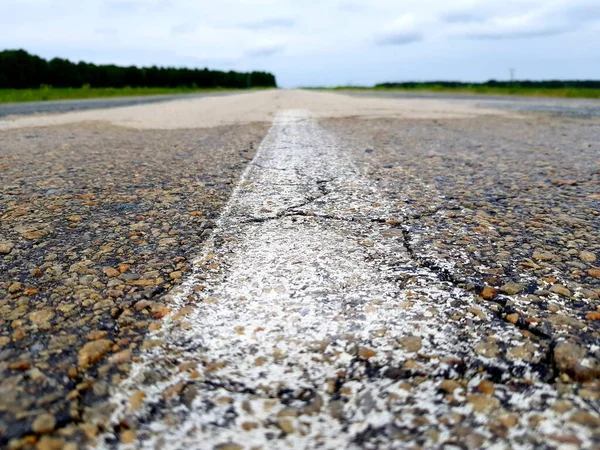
[98,110,596,450]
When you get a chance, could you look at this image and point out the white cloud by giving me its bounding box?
[440,11,485,24]
[375,14,424,45]
[375,15,424,45]
[0,0,599,86]
[376,31,423,45]
[170,23,197,35]
[238,17,295,30]
[452,11,574,40]
[440,0,600,40]
[337,1,366,13]
[245,42,286,57]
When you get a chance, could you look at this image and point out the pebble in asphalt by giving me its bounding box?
[99,110,599,449]
[0,120,267,448]
[0,91,599,449]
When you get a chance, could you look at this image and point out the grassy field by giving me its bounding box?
[0,86,248,103]
[320,85,600,99]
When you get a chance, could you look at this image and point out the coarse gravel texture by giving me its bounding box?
[327,114,600,351]
[0,121,268,448]
[1,92,599,449]
[326,114,600,435]
[95,111,599,450]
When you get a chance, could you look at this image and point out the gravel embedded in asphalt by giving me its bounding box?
[87,110,599,450]
[327,113,600,353]
[0,121,267,447]
[1,91,599,449]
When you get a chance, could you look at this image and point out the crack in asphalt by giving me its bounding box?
[224,152,572,405]
[245,156,562,376]
[397,218,564,382]
[241,163,566,386]
[96,110,598,450]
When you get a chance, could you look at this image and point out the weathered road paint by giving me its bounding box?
[99,111,597,450]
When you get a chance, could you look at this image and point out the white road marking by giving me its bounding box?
[99,110,596,450]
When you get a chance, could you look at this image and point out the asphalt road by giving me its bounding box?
[3,89,600,119]
[0,91,235,118]
[1,91,598,450]
[345,90,600,118]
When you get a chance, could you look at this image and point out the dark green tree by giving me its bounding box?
[0,49,278,89]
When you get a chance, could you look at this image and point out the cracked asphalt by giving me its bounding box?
[330,113,600,363]
[0,91,599,449]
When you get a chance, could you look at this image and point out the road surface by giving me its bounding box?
[1,90,599,450]
[0,91,236,118]
[344,90,600,118]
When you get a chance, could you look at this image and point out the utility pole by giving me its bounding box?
[509,68,515,83]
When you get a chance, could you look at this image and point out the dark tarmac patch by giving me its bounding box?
[0,121,268,447]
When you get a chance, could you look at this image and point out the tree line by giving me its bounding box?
[0,49,277,89]
[376,80,600,89]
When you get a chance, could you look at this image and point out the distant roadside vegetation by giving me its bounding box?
[324,80,600,99]
[0,49,277,102]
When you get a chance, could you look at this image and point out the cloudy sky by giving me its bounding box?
[1,0,599,87]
